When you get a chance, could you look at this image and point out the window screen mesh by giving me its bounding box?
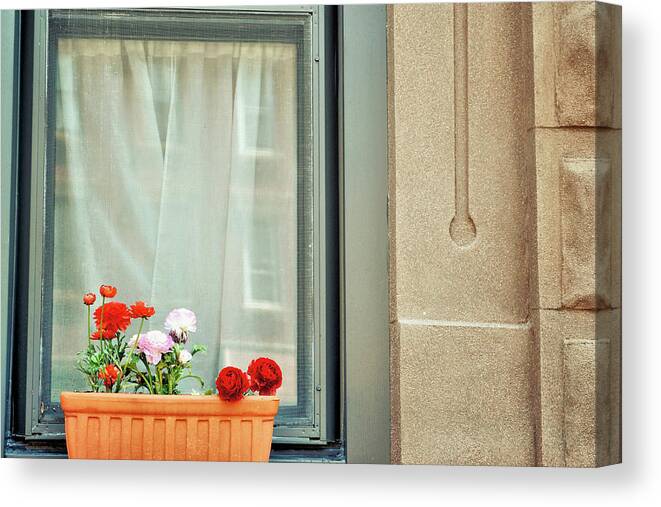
[40,9,315,430]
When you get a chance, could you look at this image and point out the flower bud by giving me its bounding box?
[178,349,192,364]
[83,293,96,305]
[99,285,117,298]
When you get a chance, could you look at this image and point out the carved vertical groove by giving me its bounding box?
[449,3,477,246]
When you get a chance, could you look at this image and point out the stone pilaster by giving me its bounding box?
[389,2,537,466]
[531,1,621,467]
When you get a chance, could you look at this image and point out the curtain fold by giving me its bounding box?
[52,38,299,404]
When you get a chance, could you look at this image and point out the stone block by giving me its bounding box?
[391,2,533,323]
[563,338,611,467]
[533,1,621,128]
[535,308,620,467]
[398,321,535,466]
[533,128,621,310]
[560,158,612,309]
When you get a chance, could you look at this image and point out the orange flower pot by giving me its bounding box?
[60,392,279,461]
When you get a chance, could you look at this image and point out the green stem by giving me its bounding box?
[98,336,105,362]
[135,370,151,393]
[98,295,106,334]
[98,295,106,360]
[114,338,123,392]
[85,374,96,392]
[121,318,146,392]
[86,304,91,347]
[126,318,145,367]
[141,356,155,394]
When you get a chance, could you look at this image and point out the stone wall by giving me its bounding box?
[388,1,621,467]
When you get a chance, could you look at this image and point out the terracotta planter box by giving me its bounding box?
[60,392,279,461]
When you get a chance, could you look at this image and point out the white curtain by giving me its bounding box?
[51,38,299,404]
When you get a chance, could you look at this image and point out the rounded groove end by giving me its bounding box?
[449,215,477,247]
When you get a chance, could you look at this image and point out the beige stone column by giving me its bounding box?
[388,1,621,467]
[389,2,536,466]
[531,1,621,467]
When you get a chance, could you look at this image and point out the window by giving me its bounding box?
[4,5,390,463]
[12,7,337,445]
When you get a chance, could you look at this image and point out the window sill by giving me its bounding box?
[3,436,346,463]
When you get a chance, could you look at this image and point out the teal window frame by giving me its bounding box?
[1,4,389,463]
[1,9,21,460]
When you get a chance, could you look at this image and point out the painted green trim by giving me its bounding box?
[23,10,48,437]
[1,9,20,459]
[340,5,390,464]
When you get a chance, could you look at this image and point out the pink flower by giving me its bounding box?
[130,330,174,365]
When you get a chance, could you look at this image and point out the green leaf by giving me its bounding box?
[191,344,207,355]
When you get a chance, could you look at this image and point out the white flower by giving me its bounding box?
[164,308,197,344]
[178,349,192,364]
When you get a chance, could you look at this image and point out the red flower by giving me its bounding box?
[90,327,116,340]
[83,292,96,305]
[98,364,120,388]
[129,301,155,319]
[216,366,250,402]
[93,301,131,337]
[99,285,117,298]
[247,357,282,396]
